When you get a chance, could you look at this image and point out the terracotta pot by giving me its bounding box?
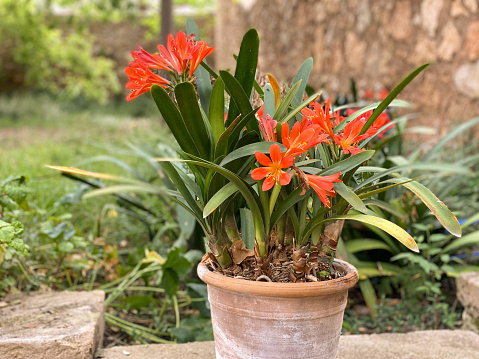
[197,259,359,359]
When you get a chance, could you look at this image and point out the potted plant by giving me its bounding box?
[50,22,462,359]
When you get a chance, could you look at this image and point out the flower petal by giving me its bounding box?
[278,171,291,186]
[262,176,276,191]
[251,167,270,180]
[255,151,272,167]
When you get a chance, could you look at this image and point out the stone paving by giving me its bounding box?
[0,290,104,359]
[96,330,479,359]
[2,284,479,358]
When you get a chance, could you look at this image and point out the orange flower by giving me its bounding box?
[334,117,370,155]
[301,99,334,139]
[258,113,278,142]
[157,32,214,76]
[125,62,169,101]
[251,144,295,191]
[189,41,215,77]
[347,109,394,139]
[131,47,171,71]
[281,120,328,157]
[304,172,342,208]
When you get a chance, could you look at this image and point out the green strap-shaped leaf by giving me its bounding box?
[215,108,259,158]
[359,64,429,135]
[226,28,259,125]
[270,188,307,230]
[358,278,378,319]
[334,99,412,133]
[304,214,419,252]
[290,58,313,108]
[318,150,375,176]
[157,160,204,221]
[150,85,199,157]
[440,231,479,255]
[345,239,395,254]
[354,163,473,191]
[386,178,462,237]
[220,142,286,166]
[240,208,255,250]
[334,182,367,213]
[264,83,275,117]
[174,82,211,160]
[423,116,479,161]
[272,80,301,121]
[220,71,259,134]
[209,77,226,145]
[279,90,322,124]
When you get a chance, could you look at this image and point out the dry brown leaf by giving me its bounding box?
[231,239,255,265]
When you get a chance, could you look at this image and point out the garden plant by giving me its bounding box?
[50,21,465,357]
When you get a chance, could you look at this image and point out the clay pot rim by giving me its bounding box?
[197,258,359,298]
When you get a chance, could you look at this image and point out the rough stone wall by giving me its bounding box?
[216,0,479,134]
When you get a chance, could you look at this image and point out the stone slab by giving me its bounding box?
[457,272,479,333]
[0,290,105,359]
[97,330,479,359]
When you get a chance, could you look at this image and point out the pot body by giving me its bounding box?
[197,259,358,359]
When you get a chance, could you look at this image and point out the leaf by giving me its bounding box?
[220,142,286,166]
[279,90,322,124]
[363,199,406,218]
[334,182,367,213]
[220,71,259,133]
[232,29,259,105]
[267,73,282,110]
[175,82,211,159]
[318,150,375,176]
[272,80,301,121]
[226,29,259,126]
[264,83,275,117]
[290,58,313,108]
[240,208,255,249]
[209,77,225,145]
[360,64,429,135]
[215,108,259,157]
[172,157,267,256]
[230,239,255,265]
[334,99,414,133]
[440,231,479,255]
[358,279,378,319]
[355,163,473,191]
[150,85,199,156]
[345,239,395,253]
[386,178,462,237]
[424,116,479,161]
[161,268,180,297]
[58,241,74,253]
[305,214,419,252]
[203,183,238,217]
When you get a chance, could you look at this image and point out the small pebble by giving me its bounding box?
[123,350,130,356]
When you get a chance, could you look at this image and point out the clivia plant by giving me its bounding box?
[51,22,462,281]
[49,20,464,358]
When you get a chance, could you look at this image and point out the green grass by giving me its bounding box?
[0,91,170,225]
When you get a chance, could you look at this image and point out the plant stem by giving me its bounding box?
[207,232,233,268]
[276,214,285,246]
[224,209,241,243]
[269,182,281,215]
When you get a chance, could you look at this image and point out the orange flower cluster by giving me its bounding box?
[253,108,340,208]
[125,32,214,101]
[252,99,393,208]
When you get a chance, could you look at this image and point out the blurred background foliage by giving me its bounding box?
[0,0,478,347]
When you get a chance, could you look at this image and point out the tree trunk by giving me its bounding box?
[160,0,173,45]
